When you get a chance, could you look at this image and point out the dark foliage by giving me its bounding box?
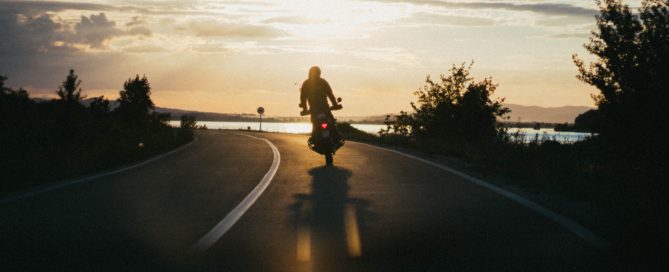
[177,114,197,143]
[574,109,602,132]
[0,71,193,194]
[56,69,84,104]
[573,0,669,179]
[180,114,197,129]
[380,63,509,155]
[554,109,603,132]
[115,75,155,126]
[572,1,669,260]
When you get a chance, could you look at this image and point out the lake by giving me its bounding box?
[507,128,594,143]
[169,121,593,143]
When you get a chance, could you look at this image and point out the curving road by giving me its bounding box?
[1,130,610,271]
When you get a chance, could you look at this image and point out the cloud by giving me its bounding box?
[0,12,72,55]
[73,13,122,48]
[0,0,115,15]
[185,20,283,38]
[262,16,329,25]
[70,13,151,49]
[126,16,145,27]
[353,47,419,66]
[536,15,594,27]
[0,11,151,54]
[549,32,590,39]
[126,26,152,36]
[398,12,495,27]
[123,44,166,53]
[189,44,231,52]
[369,0,597,18]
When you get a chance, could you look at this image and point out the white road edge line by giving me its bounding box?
[189,133,281,253]
[1,137,199,204]
[355,142,609,249]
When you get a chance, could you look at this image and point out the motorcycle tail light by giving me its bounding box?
[321,123,328,129]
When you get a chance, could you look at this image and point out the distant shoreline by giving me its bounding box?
[168,118,387,125]
[168,119,592,128]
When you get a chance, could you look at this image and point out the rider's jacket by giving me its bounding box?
[300,77,334,120]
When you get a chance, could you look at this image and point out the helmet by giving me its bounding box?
[308,66,321,79]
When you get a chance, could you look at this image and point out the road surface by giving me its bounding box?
[1,130,610,271]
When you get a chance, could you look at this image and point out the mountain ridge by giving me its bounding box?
[30,98,593,123]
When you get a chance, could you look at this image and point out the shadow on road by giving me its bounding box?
[290,166,371,272]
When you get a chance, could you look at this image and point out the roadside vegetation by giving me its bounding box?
[0,70,195,194]
[340,0,669,261]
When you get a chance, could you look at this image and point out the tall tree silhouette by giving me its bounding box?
[115,75,154,124]
[573,0,668,175]
[0,75,7,94]
[56,69,84,104]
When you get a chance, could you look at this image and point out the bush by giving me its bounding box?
[381,62,509,146]
[177,114,197,143]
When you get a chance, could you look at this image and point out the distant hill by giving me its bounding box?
[504,104,594,123]
[338,115,387,123]
[32,98,591,124]
[141,104,598,124]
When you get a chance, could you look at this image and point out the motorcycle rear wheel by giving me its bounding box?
[325,153,333,165]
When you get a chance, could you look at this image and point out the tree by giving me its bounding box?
[573,0,668,174]
[0,75,31,117]
[115,75,154,124]
[0,75,7,95]
[88,96,110,115]
[573,109,602,132]
[459,77,510,142]
[382,63,509,146]
[180,114,197,130]
[0,75,29,102]
[56,69,84,104]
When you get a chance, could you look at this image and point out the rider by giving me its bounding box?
[300,66,340,136]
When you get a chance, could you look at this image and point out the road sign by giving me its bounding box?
[257,106,264,131]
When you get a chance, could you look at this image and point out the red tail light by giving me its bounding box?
[321,122,328,129]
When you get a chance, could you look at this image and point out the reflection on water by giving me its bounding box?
[290,166,370,271]
[510,128,595,143]
[168,121,384,135]
[168,120,594,143]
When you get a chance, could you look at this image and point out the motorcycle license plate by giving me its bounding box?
[321,130,330,137]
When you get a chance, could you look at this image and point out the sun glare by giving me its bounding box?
[276,0,410,40]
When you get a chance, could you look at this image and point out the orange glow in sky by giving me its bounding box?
[0,0,623,116]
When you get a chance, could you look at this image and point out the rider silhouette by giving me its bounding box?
[300,66,340,135]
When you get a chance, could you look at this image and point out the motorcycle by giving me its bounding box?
[300,97,345,165]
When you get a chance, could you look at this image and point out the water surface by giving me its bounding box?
[169,121,592,143]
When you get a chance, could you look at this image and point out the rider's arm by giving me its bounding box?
[324,80,337,106]
[299,81,308,109]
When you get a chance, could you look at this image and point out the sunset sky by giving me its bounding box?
[0,0,642,116]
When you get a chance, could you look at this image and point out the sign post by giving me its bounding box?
[257,106,265,131]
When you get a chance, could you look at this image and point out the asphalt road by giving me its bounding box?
[1,130,610,271]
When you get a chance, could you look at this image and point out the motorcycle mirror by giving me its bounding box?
[337,97,342,103]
